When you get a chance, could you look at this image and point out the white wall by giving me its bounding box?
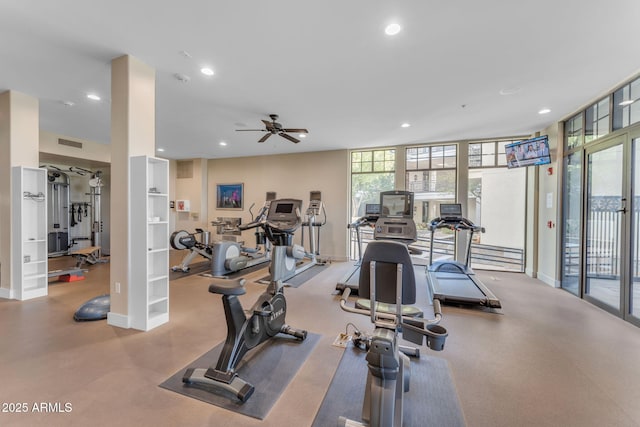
[479,168,526,249]
[536,123,561,287]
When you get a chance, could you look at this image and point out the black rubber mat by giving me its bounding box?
[312,344,466,427]
[160,333,321,420]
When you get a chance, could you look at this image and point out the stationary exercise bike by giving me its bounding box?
[338,240,448,427]
[182,198,308,402]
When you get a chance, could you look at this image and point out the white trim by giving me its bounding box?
[537,271,560,288]
[0,287,14,299]
[107,312,130,329]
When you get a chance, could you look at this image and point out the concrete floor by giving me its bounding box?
[2,253,640,427]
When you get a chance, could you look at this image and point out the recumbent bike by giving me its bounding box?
[338,240,448,427]
[182,198,308,402]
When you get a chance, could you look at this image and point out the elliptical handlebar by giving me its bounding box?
[237,219,266,231]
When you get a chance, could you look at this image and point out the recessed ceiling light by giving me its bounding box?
[299,134,307,138]
[619,99,635,106]
[87,93,101,101]
[219,141,227,146]
[157,148,165,152]
[201,67,214,76]
[401,123,411,128]
[385,23,401,36]
[538,108,551,115]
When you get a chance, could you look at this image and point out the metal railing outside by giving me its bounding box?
[349,228,525,272]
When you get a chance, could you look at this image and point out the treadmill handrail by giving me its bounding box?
[429,217,484,233]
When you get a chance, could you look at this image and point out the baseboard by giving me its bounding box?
[525,268,536,278]
[537,271,560,288]
[0,287,13,299]
[107,312,130,329]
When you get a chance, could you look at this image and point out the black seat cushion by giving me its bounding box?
[358,240,416,305]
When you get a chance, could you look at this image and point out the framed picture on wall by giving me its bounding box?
[216,183,244,210]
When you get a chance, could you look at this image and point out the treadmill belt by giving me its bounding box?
[432,272,486,300]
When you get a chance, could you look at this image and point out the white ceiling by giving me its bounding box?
[2,0,640,160]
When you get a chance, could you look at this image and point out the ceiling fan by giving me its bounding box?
[236,114,308,143]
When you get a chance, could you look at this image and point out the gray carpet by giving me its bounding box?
[160,333,321,420]
[258,263,330,288]
[312,344,466,427]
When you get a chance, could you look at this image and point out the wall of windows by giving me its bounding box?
[349,149,396,259]
[405,144,457,227]
[403,140,526,272]
[350,149,395,217]
[468,141,526,262]
[562,73,640,326]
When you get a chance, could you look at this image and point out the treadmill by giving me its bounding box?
[335,203,380,292]
[426,203,502,309]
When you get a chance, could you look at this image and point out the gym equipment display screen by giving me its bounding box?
[505,135,551,169]
[380,191,413,218]
[275,203,294,213]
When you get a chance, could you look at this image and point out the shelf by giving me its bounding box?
[11,166,48,301]
[149,273,168,282]
[148,248,168,254]
[148,295,168,305]
[129,155,169,331]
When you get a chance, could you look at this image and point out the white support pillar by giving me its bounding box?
[0,91,39,298]
[107,55,156,328]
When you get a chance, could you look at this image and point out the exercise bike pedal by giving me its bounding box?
[281,325,307,340]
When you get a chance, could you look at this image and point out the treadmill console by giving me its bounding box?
[374,191,417,243]
[307,190,323,216]
[373,218,417,243]
[266,198,302,233]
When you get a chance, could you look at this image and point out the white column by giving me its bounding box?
[0,91,39,298]
[107,55,156,327]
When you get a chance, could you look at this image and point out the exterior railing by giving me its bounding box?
[349,228,525,272]
[582,196,639,279]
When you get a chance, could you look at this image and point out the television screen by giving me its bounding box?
[380,191,414,218]
[505,135,551,169]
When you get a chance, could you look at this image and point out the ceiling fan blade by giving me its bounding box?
[236,129,267,132]
[258,133,272,143]
[282,128,308,133]
[262,120,276,131]
[279,133,300,143]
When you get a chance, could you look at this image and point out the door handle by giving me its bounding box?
[617,198,627,213]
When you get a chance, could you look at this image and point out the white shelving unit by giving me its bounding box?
[12,166,48,300]
[129,155,169,331]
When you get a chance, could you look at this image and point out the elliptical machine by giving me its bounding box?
[182,198,308,402]
[170,193,274,276]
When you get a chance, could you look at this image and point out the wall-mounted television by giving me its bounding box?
[505,135,551,169]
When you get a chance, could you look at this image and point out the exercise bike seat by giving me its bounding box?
[208,278,247,296]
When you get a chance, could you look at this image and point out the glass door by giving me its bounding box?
[584,139,627,314]
[630,136,640,322]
